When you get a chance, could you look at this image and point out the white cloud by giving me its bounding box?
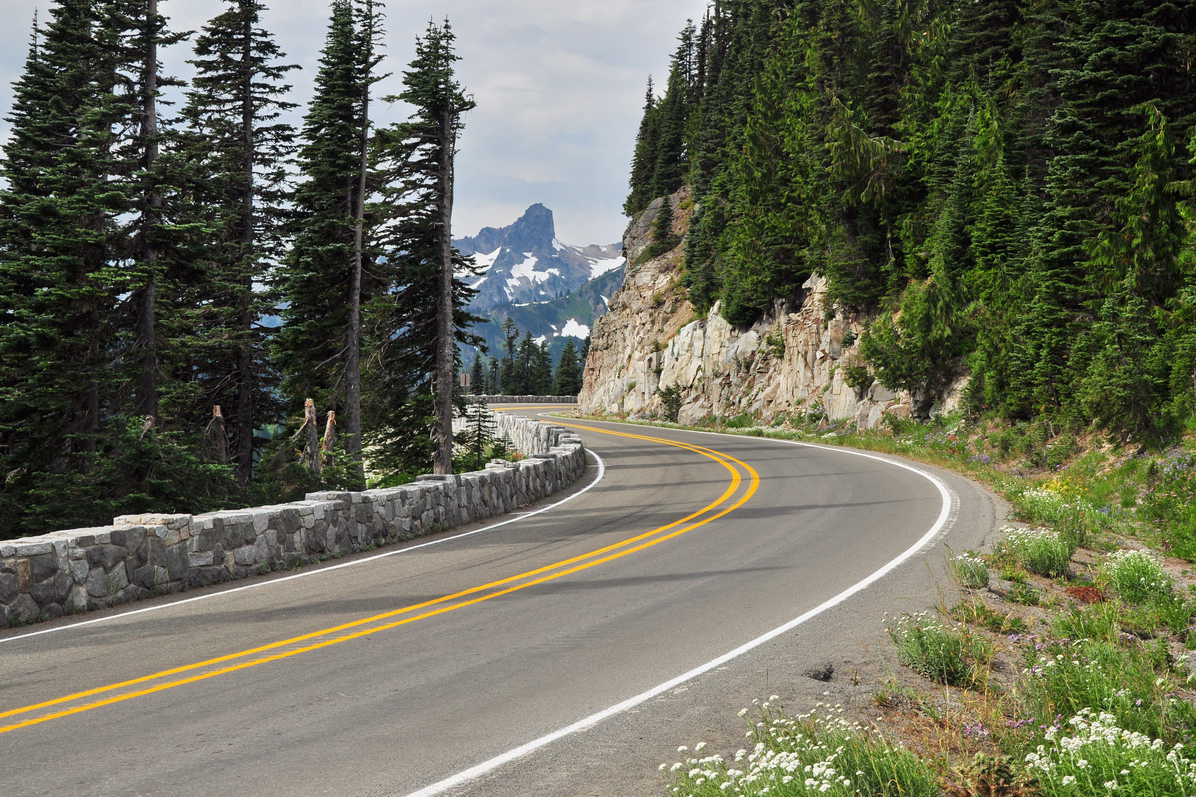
[0,0,710,244]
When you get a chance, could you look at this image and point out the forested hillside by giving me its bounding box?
[0,0,476,536]
[628,0,1196,438]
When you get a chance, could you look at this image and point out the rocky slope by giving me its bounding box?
[579,189,965,426]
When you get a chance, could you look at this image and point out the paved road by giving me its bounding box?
[0,410,1001,796]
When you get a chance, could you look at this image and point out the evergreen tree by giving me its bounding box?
[497,317,519,393]
[0,1,227,533]
[1086,104,1186,306]
[469,354,485,394]
[486,356,500,394]
[624,77,659,216]
[530,341,553,395]
[177,0,297,483]
[511,331,537,395]
[626,0,1196,439]
[553,340,583,395]
[719,8,812,326]
[373,17,479,477]
[112,0,180,421]
[860,257,970,417]
[274,0,380,482]
[0,1,122,531]
[683,0,794,318]
[650,21,697,199]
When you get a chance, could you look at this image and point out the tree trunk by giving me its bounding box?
[302,398,321,475]
[136,0,160,419]
[234,10,256,485]
[321,410,337,472]
[207,405,229,465]
[344,5,372,484]
[433,107,456,475]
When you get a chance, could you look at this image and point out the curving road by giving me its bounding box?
[0,409,1002,796]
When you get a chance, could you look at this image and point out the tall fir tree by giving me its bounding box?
[176,0,297,483]
[274,0,381,483]
[0,1,118,530]
[624,77,659,217]
[469,355,485,394]
[371,18,480,478]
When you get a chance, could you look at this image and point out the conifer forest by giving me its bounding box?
[628,0,1196,436]
[0,0,513,536]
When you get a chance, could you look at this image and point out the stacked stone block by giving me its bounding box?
[0,415,585,628]
[467,395,579,405]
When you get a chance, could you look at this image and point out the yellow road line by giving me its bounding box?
[1,426,758,735]
[0,429,739,724]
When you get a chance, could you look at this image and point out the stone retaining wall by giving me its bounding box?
[467,395,578,404]
[0,414,585,629]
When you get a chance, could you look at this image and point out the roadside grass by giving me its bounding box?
[576,409,1196,795]
[952,551,990,589]
[885,611,993,690]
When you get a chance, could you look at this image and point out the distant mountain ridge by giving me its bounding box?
[455,203,624,312]
[454,204,625,364]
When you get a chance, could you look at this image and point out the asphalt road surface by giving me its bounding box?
[0,408,1002,796]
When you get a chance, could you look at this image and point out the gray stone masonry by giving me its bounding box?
[467,395,578,404]
[0,413,585,628]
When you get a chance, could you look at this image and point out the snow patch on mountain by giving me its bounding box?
[511,257,562,282]
[560,318,590,339]
[475,247,502,272]
[509,255,543,281]
[588,256,626,279]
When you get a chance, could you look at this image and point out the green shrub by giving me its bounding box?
[996,525,1074,578]
[844,364,873,394]
[724,412,757,429]
[1140,449,1196,560]
[1019,638,1195,745]
[1098,549,1173,604]
[657,383,684,423]
[1122,592,1196,636]
[1010,582,1041,606]
[950,598,1027,634]
[1052,602,1123,644]
[887,612,991,688]
[9,416,243,536]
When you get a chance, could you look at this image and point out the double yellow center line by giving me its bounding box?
[0,421,758,735]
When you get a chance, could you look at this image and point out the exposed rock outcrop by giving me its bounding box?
[579,189,966,427]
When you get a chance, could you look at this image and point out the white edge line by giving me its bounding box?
[404,433,953,797]
[0,449,607,645]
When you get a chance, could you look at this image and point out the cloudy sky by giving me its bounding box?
[0,0,710,245]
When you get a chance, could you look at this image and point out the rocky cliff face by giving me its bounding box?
[579,190,965,426]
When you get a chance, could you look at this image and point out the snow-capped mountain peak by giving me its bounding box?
[454,204,626,363]
[454,204,624,311]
